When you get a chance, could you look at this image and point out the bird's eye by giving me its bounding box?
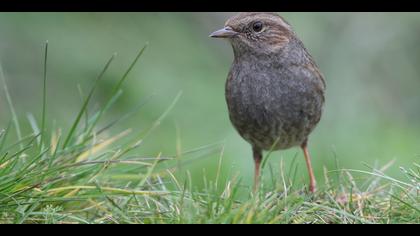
[252,21,263,32]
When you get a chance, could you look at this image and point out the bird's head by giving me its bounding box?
[210,12,294,56]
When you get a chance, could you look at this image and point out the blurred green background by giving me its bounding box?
[0,12,419,190]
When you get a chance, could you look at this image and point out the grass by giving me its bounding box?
[0,44,419,224]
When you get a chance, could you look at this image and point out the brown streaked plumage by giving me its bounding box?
[210,12,326,193]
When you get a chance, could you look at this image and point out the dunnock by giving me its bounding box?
[210,12,325,193]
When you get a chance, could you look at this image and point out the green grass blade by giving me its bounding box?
[0,121,12,153]
[0,62,23,149]
[26,113,41,145]
[83,44,148,138]
[62,53,116,149]
[40,41,48,152]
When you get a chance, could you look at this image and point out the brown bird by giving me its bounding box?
[210,12,325,193]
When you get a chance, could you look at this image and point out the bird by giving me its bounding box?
[210,12,325,193]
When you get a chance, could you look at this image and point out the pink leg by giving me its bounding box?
[301,140,316,193]
[252,147,262,193]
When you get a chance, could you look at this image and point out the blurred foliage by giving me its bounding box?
[0,12,419,190]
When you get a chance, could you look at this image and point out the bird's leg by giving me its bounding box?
[252,147,263,193]
[301,140,316,193]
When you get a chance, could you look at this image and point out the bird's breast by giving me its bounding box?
[225,59,324,150]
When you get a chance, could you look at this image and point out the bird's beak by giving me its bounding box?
[209,26,238,38]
